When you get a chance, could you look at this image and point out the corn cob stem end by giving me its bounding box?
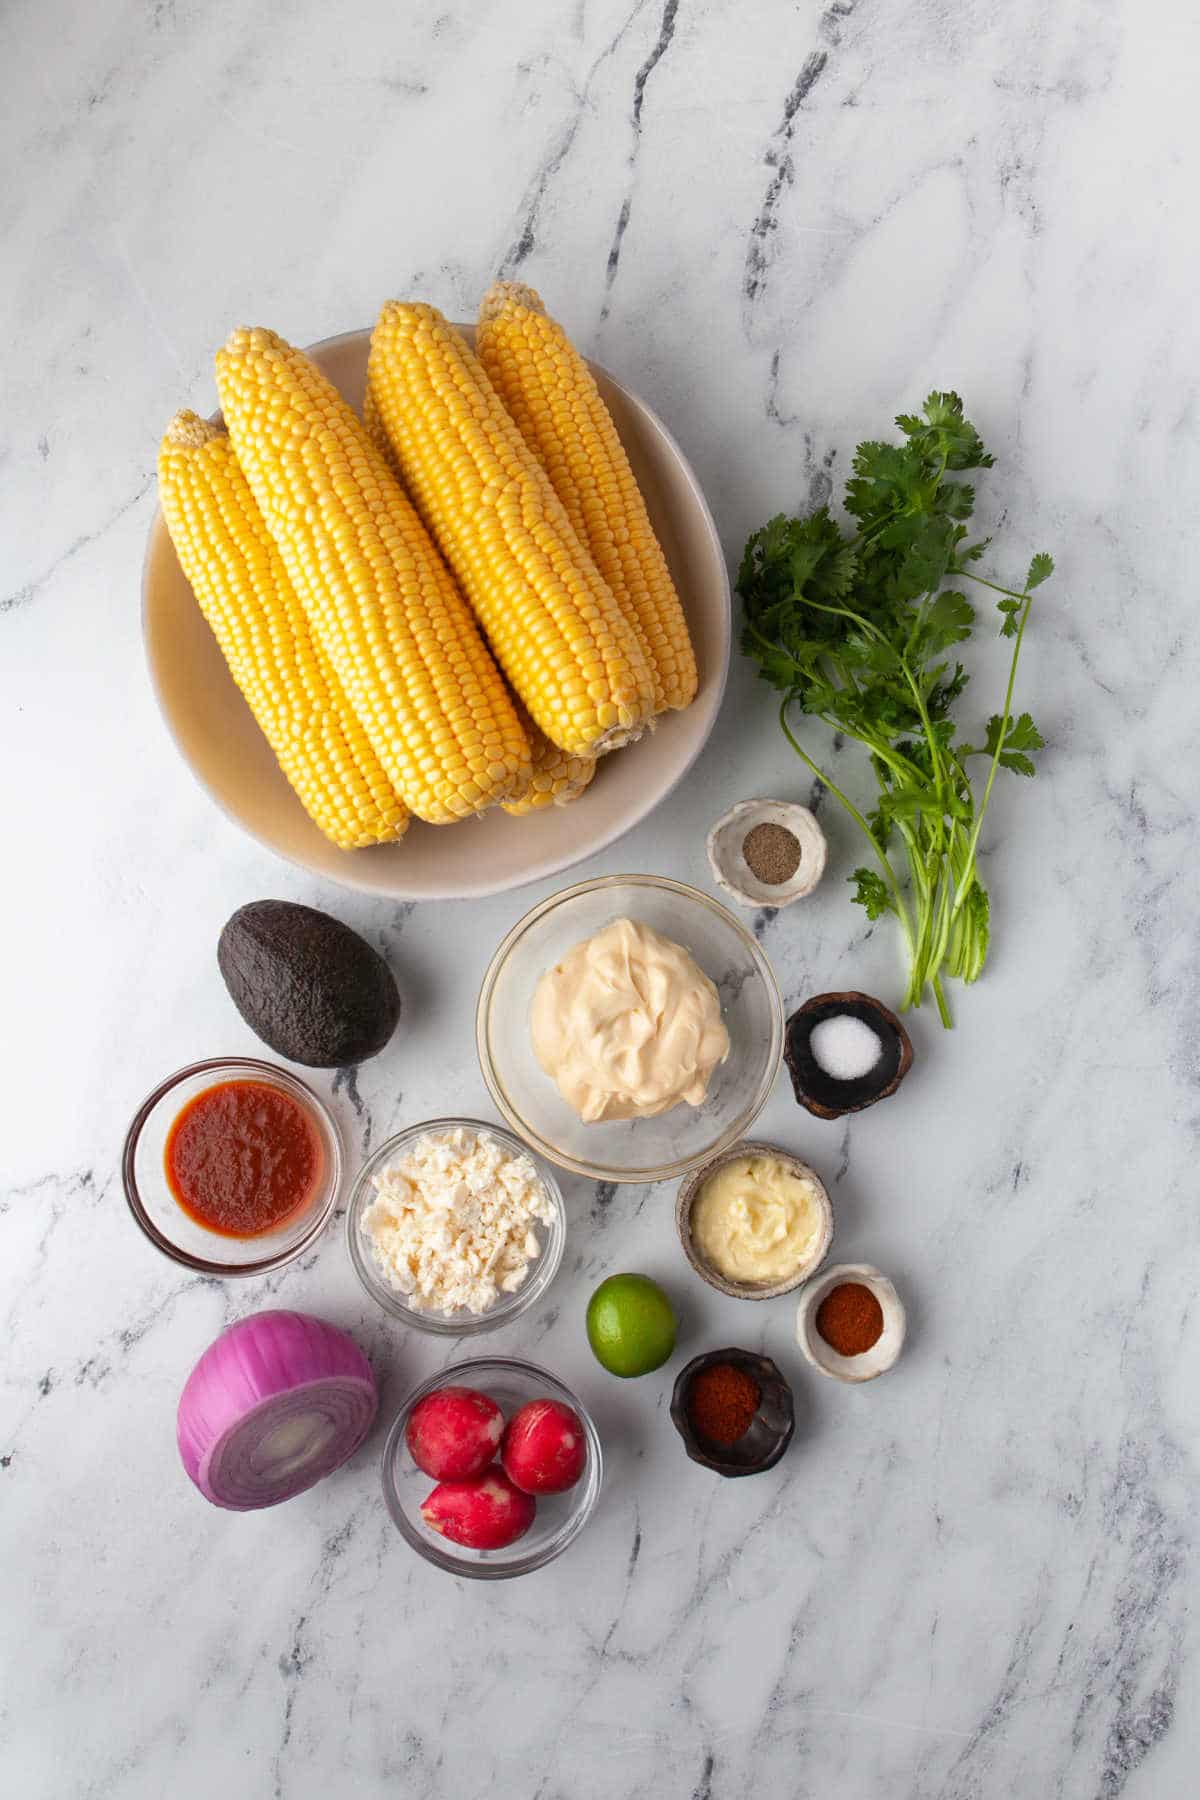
[478,280,545,322]
[163,410,224,450]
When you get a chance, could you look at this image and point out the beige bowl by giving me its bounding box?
[142,326,730,900]
[675,1139,833,1299]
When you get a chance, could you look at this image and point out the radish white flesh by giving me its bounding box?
[177,1310,377,1510]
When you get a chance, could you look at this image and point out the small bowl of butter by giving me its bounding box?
[675,1140,833,1300]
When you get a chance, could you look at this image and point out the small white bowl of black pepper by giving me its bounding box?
[706,798,827,909]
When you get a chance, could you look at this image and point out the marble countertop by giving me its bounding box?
[4,1,1197,1795]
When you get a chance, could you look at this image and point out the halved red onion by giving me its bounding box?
[177,1310,377,1510]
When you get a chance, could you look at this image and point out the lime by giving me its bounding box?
[586,1273,677,1378]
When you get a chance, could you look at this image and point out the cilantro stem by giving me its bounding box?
[948,587,1033,918]
[778,698,915,951]
[793,586,952,799]
[920,585,1034,989]
[958,570,1028,604]
[899,643,947,795]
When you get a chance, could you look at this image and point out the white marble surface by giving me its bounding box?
[3,1,1198,1795]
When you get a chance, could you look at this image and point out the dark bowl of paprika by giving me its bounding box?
[669,1347,794,1477]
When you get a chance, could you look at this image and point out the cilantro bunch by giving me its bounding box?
[738,393,1051,1028]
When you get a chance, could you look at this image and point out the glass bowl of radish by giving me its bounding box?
[382,1357,603,1578]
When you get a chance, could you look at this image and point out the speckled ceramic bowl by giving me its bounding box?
[675,1139,833,1299]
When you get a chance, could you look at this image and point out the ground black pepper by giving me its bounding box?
[743,821,801,884]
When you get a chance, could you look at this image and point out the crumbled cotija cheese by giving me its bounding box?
[361,1128,555,1315]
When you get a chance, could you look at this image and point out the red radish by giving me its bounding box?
[405,1385,504,1482]
[501,1398,587,1495]
[420,1465,536,1550]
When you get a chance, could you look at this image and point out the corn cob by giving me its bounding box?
[477,281,698,714]
[215,327,530,824]
[366,302,655,758]
[502,699,596,815]
[158,413,409,850]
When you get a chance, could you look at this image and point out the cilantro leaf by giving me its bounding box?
[963,710,1045,775]
[996,595,1023,638]
[1025,553,1054,590]
[1000,711,1045,753]
[850,868,894,920]
[918,589,974,656]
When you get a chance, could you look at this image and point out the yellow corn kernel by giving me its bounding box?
[366,301,655,758]
[502,698,596,815]
[477,281,698,714]
[158,412,409,850]
[215,327,530,824]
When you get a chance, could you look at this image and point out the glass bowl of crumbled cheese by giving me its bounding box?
[346,1119,566,1334]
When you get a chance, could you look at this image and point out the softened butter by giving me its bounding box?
[691,1152,826,1286]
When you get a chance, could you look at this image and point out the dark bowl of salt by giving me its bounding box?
[783,991,913,1119]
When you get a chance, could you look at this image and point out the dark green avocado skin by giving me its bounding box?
[218,900,400,1068]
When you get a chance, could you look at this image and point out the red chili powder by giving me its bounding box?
[687,1362,761,1445]
[815,1282,884,1356]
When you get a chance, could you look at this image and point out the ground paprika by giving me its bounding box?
[815,1281,884,1356]
[687,1362,760,1444]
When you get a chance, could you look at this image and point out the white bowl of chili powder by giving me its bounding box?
[795,1262,906,1383]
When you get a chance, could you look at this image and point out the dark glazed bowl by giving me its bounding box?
[670,1348,794,1478]
[784,991,913,1119]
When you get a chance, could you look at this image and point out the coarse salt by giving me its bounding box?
[360,1127,555,1315]
[809,1014,882,1082]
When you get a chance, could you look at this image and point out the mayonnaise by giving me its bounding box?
[530,917,730,1123]
[691,1152,827,1286]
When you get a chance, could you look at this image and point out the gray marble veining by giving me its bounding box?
[3,0,1198,1795]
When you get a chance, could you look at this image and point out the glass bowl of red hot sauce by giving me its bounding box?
[122,1058,343,1275]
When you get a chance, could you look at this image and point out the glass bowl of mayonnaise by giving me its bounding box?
[476,875,784,1183]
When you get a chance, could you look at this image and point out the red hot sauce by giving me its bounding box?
[165,1080,322,1239]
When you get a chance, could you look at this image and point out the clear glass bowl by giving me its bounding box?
[382,1357,603,1578]
[476,874,785,1182]
[345,1119,565,1335]
[121,1057,343,1275]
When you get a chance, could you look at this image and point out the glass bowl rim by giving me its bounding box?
[345,1117,566,1336]
[475,872,785,1182]
[121,1055,344,1277]
[380,1354,603,1579]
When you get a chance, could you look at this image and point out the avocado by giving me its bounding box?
[218,900,400,1068]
